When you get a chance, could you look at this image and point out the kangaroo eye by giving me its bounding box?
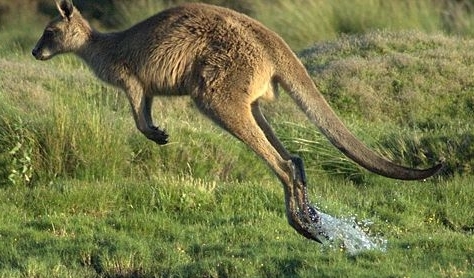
[44,29,56,37]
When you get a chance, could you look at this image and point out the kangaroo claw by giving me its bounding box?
[150,126,169,145]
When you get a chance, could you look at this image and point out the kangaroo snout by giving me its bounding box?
[32,47,47,60]
[32,39,53,60]
[31,48,40,59]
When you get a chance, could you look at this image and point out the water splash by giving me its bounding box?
[312,210,387,255]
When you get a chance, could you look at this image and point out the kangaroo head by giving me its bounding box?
[32,0,91,60]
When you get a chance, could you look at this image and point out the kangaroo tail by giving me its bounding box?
[275,56,443,180]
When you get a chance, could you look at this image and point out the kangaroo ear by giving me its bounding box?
[55,0,75,20]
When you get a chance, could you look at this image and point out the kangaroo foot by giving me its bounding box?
[301,204,330,243]
[284,157,328,242]
[287,202,330,243]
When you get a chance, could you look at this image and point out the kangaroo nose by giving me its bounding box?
[32,47,44,60]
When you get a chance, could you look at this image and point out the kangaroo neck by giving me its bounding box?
[76,30,124,84]
[77,30,114,63]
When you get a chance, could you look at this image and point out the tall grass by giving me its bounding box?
[253,0,439,49]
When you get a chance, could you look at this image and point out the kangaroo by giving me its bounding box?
[33,0,443,242]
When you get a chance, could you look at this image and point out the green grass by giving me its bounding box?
[1,1,474,277]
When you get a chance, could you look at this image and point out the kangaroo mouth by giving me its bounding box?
[34,55,46,61]
[32,53,50,61]
[31,49,52,61]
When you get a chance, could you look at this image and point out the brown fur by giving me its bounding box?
[33,0,443,242]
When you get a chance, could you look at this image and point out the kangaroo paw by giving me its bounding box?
[149,126,169,145]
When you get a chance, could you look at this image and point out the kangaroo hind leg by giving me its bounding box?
[251,102,308,186]
[251,101,323,239]
[195,92,322,242]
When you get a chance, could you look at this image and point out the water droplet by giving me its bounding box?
[313,210,387,255]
